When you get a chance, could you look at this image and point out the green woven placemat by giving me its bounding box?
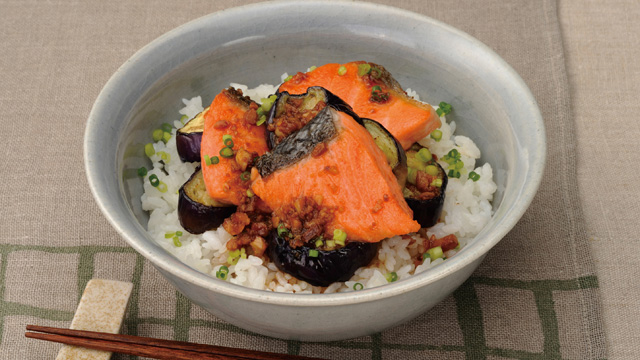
[0,0,606,359]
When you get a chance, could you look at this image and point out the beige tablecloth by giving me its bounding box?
[2,0,637,358]
[559,1,640,358]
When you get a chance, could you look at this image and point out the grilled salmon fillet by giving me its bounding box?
[252,106,419,242]
[200,88,269,205]
[278,61,441,149]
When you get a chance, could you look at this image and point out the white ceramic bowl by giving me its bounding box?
[85,1,545,341]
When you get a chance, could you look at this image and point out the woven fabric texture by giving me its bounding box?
[0,0,606,359]
[559,0,640,358]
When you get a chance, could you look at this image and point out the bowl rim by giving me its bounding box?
[85,0,546,306]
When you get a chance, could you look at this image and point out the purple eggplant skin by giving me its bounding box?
[405,161,448,228]
[176,132,202,162]
[176,107,208,163]
[178,167,235,234]
[266,230,379,287]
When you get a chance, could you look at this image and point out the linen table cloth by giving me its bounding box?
[0,0,607,358]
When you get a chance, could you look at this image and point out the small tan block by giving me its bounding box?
[56,279,133,360]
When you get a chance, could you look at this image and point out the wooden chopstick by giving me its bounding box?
[25,325,320,360]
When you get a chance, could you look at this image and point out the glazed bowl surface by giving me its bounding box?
[85,0,545,341]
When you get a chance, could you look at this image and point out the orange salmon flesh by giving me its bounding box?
[201,88,269,205]
[251,108,420,242]
[278,62,441,150]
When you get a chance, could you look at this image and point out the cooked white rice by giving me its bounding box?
[141,81,497,294]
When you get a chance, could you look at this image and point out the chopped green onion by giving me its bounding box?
[325,240,335,249]
[161,123,173,133]
[240,171,250,181]
[438,101,453,115]
[284,75,293,82]
[144,143,155,158]
[455,160,464,170]
[219,147,234,158]
[426,246,444,261]
[447,149,460,159]
[430,129,443,142]
[370,86,389,102]
[176,231,183,236]
[204,154,211,166]
[308,249,319,258]
[417,148,432,162]
[333,229,347,243]
[338,66,347,76]
[223,135,234,148]
[425,165,439,176]
[256,107,265,117]
[210,156,220,165]
[277,223,288,237]
[407,153,427,171]
[357,63,371,76]
[240,247,247,259]
[157,181,168,193]
[469,171,481,182]
[370,66,382,79]
[157,151,170,163]
[335,237,345,247]
[448,169,461,178]
[164,231,175,239]
[315,239,324,248]
[137,167,148,177]
[149,174,160,187]
[162,131,171,144]
[180,115,188,124]
[408,155,428,171]
[353,282,364,291]
[441,155,456,166]
[227,249,242,265]
[152,129,164,142]
[256,115,267,126]
[260,99,273,113]
[246,189,254,198]
[260,94,277,113]
[173,236,182,247]
[216,265,229,280]
[431,178,443,187]
[308,65,317,71]
[385,272,398,283]
[407,167,417,184]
